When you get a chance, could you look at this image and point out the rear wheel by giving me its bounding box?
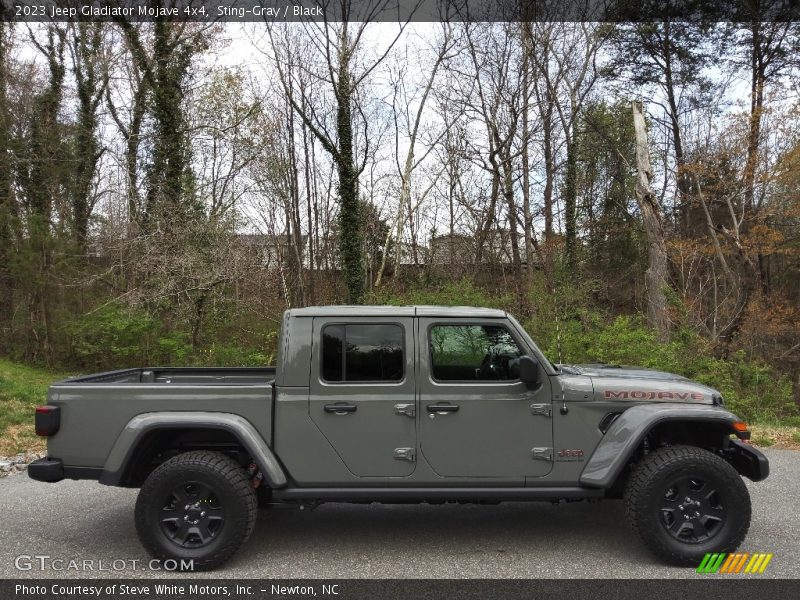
[135,451,257,571]
[624,445,750,566]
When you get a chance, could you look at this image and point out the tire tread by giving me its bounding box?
[624,445,751,566]
[135,450,256,571]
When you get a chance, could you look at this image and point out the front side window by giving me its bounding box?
[321,324,404,382]
[430,324,523,381]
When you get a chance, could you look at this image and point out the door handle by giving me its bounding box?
[426,403,459,413]
[324,403,357,415]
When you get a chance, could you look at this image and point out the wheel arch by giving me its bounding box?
[580,404,750,490]
[99,412,287,489]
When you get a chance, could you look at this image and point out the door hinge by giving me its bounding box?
[531,447,553,461]
[530,403,552,417]
[394,403,415,418]
[393,447,416,462]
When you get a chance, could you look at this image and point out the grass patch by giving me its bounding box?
[0,360,71,456]
[749,424,800,450]
[750,433,776,447]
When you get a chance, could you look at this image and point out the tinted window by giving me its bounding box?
[322,324,404,382]
[322,324,345,381]
[430,324,523,381]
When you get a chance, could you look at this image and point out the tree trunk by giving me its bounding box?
[335,37,365,304]
[632,101,670,343]
[520,23,534,283]
[563,116,578,269]
[301,109,315,303]
[71,23,106,254]
[542,98,554,242]
[25,25,66,362]
[106,71,147,223]
[660,22,693,232]
[475,167,499,266]
[285,99,305,306]
[0,23,14,335]
[501,153,522,276]
[743,20,765,215]
[119,20,198,232]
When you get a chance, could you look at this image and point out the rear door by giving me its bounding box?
[418,318,554,478]
[309,316,416,476]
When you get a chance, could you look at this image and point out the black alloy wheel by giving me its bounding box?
[658,476,726,543]
[159,481,226,548]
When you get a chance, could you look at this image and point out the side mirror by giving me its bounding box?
[519,355,541,388]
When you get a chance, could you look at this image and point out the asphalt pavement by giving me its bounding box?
[0,449,797,579]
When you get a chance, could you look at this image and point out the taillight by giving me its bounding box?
[35,405,60,436]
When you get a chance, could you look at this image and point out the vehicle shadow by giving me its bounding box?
[234,500,656,577]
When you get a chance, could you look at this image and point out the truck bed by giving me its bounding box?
[46,367,276,471]
[59,367,276,386]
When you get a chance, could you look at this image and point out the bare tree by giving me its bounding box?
[458,22,522,274]
[550,23,605,268]
[373,24,455,287]
[105,25,149,223]
[0,22,14,335]
[19,24,67,361]
[68,22,109,252]
[529,22,561,244]
[265,1,410,303]
[632,101,670,342]
[116,20,210,231]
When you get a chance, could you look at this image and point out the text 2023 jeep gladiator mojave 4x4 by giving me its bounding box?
[28,306,769,570]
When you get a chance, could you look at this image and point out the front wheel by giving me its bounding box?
[135,451,257,571]
[624,445,751,566]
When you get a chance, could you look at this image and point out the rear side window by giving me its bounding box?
[321,324,404,382]
[430,324,522,381]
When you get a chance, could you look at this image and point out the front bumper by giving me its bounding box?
[28,457,64,483]
[728,440,770,481]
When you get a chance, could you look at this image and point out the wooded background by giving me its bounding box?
[0,8,799,422]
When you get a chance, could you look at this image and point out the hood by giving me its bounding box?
[572,364,689,381]
[557,363,721,405]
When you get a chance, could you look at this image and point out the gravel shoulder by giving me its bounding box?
[0,449,797,579]
[0,452,45,477]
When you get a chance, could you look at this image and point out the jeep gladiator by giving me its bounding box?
[29,306,769,569]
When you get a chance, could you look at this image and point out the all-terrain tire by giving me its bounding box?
[624,445,751,566]
[135,451,257,571]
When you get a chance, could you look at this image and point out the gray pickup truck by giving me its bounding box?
[29,305,768,570]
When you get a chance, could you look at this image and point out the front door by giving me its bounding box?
[418,318,554,478]
[309,316,416,477]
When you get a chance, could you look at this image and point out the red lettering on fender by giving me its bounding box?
[604,390,706,401]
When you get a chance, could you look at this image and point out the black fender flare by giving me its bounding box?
[98,412,287,488]
[579,404,755,488]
